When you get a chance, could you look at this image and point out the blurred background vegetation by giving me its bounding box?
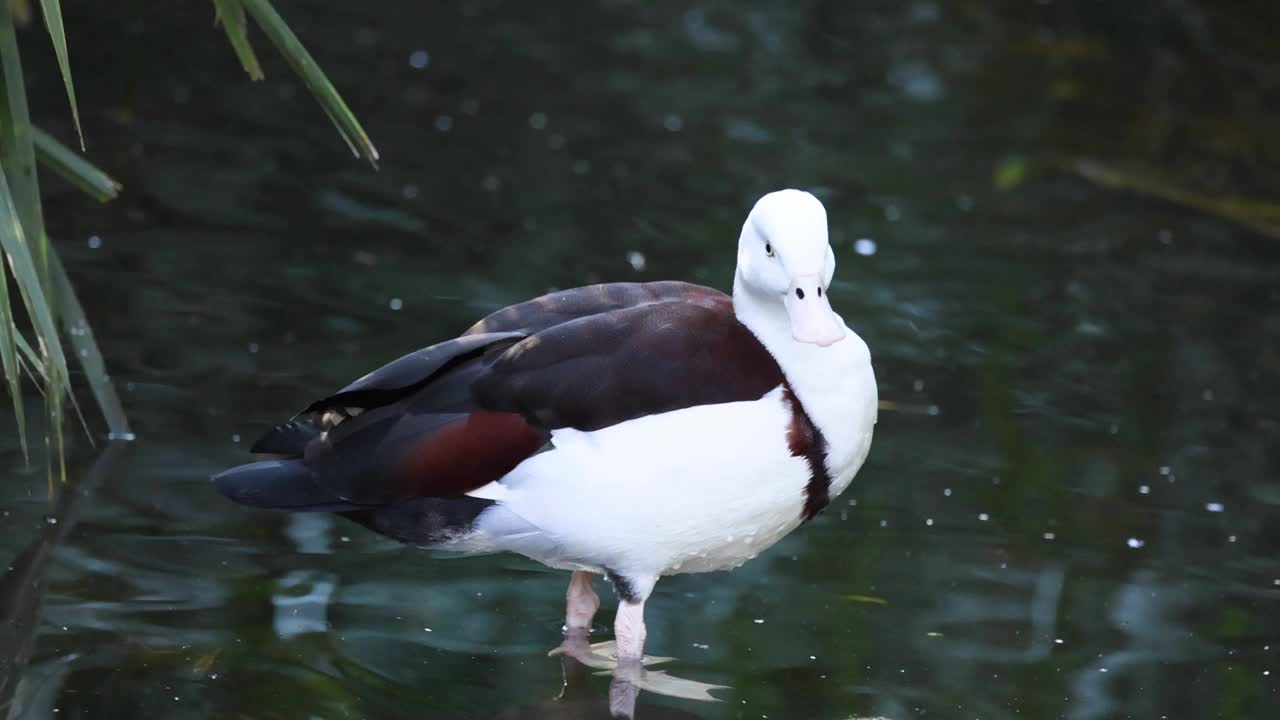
[2,1,1279,718]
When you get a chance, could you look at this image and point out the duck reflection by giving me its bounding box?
[490,631,725,720]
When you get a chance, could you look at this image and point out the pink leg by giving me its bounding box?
[613,597,648,662]
[564,570,600,632]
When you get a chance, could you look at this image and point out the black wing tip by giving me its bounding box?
[211,459,357,512]
[250,419,321,456]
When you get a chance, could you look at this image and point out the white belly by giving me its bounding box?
[470,386,812,577]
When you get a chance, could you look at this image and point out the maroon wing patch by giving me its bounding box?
[395,411,546,497]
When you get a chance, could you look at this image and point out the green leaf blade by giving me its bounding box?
[213,0,264,81]
[33,126,121,202]
[50,251,130,438]
[0,260,29,460]
[0,172,73,402]
[239,0,379,167]
[37,0,83,149]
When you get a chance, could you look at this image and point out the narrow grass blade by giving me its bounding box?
[37,0,82,149]
[213,0,264,81]
[0,1,49,276]
[239,0,379,167]
[0,254,29,459]
[0,171,73,402]
[33,126,121,202]
[49,250,130,437]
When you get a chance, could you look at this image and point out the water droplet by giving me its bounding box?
[1043,532,1056,540]
[925,518,934,526]
[854,238,877,256]
[1202,388,1215,401]
[434,115,453,132]
[884,205,902,222]
[943,488,951,497]
[753,618,765,624]
[912,378,925,392]
[389,298,404,311]
[402,184,419,200]
[1158,465,1171,476]
[1054,638,1064,644]
[248,342,259,354]
[978,513,989,522]
[528,112,548,130]
[626,251,646,272]
[231,434,240,443]
[1138,484,1150,495]
[663,114,684,132]
[1127,537,1145,549]
[408,50,430,69]
[1206,502,1225,513]
[87,235,102,249]
[45,515,58,525]
[1228,535,1237,543]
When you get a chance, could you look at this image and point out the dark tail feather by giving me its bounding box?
[250,419,322,456]
[212,459,358,511]
[341,496,495,545]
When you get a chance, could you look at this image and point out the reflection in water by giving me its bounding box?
[492,640,706,720]
[1,443,128,719]
[550,631,728,716]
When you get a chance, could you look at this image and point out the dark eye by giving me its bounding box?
[817,287,823,297]
[765,243,774,257]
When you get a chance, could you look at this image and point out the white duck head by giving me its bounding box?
[733,189,846,347]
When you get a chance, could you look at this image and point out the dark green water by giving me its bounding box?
[4,1,1280,718]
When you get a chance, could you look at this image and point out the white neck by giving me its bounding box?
[732,271,878,494]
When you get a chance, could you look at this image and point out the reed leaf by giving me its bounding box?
[0,172,71,400]
[50,250,130,437]
[238,0,379,167]
[0,248,27,458]
[36,0,81,149]
[32,126,121,202]
[213,0,263,81]
[0,0,49,284]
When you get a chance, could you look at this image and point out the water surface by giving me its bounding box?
[3,1,1279,718]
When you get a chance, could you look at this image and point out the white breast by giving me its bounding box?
[469,386,812,578]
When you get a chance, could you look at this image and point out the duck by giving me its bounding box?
[212,189,878,665]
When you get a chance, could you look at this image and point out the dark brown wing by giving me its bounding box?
[300,331,525,417]
[473,294,784,431]
[226,282,778,511]
[464,281,723,335]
